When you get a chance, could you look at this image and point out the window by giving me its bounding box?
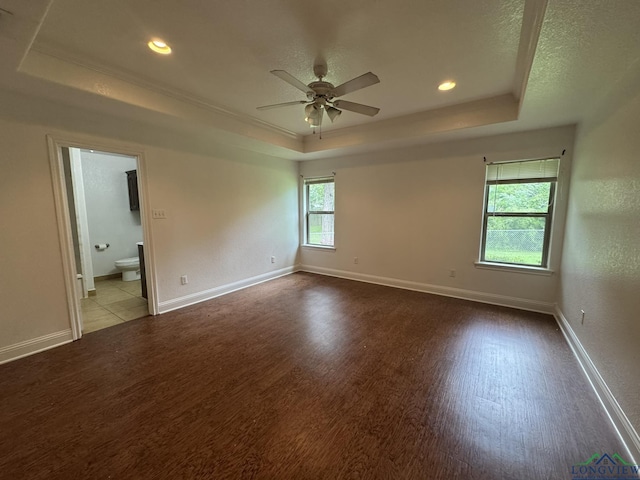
[480,158,559,268]
[305,177,335,247]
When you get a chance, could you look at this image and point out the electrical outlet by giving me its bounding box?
[270,256,275,264]
[181,275,188,285]
[354,257,359,264]
[449,269,456,278]
[581,309,585,324]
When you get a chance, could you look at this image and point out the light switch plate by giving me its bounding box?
[152,209,167,219]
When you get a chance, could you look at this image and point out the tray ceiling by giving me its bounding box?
[1,0,639,158]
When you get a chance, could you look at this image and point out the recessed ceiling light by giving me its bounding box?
[148,39,172,55]
[438,81,456,91]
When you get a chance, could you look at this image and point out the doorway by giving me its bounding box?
[67,148,148,332]
[48,136,156,339]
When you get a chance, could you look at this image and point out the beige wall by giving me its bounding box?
[145,144,299,307]
[1,82,637,454]
[558,84,640,430]
[0,101,299,356]
[300,126,575,309]
[0,118,71,347]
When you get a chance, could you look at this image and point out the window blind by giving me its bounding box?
[304,176,334,185]
[486,158,560,182]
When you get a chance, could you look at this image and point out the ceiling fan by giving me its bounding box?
[257,63,380,127]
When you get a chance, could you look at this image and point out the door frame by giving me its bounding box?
[47,134,158,339]
[67,146,94,297]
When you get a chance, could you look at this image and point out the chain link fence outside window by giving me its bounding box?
[485,229,545,265]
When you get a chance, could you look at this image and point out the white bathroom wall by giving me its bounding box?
[299,126,575,311]
[79,149,141,277]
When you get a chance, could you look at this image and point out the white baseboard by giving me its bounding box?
[157,266,297,314]
[0,330,74,365]
[299,265,555,314]
[5,268,636,466]
[554,306,640,464]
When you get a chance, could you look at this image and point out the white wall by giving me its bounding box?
[0,95,299,358]
[300,126,575,310]
[558,81,640,434]
[80,150,141,277]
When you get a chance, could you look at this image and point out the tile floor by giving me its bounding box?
[80,278,148,333]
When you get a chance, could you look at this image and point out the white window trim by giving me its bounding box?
[479,157,560,269]
[303,176,335,248]
[301,244,336,251]
[474,261,554,276]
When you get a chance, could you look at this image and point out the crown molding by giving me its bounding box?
[303,94,519,153]
[18,0,543,158]
[26,43,301,142]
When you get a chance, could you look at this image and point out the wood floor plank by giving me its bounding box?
[0,272,633,479]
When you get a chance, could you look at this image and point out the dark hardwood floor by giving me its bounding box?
[0,273,631,479]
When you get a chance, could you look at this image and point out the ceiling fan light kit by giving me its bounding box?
[326,106,341,122]
[305,104,323,127]
[257,63,380,128]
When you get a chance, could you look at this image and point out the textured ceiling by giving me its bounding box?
[32,0,524,132]
[0,0,639,158]
[520,0,640,128]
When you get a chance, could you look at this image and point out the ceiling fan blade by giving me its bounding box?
[331,72,380,97]
[256,100,308,111]
[270,70,313,94]
[333,100,380,117]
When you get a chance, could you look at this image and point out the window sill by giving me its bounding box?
[302,244,336,251]
[474,261,554,276]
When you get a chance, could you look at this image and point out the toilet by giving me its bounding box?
[114,257,140,281]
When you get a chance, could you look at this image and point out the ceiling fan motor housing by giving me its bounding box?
[313,63,328,79]
[308,81,335,102]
